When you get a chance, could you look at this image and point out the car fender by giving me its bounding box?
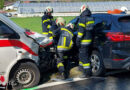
[3,55,39,86]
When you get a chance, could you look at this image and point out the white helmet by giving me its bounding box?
[80,5,88,13]
[45,6,53,13]
[67,23,74,29]
[120,6,128,12]
[56,17,66,26]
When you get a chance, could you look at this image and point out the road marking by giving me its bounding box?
[0,87,5,89]
[23,77,106,90]
[37,78,89,89]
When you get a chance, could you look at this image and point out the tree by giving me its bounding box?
[0,0,4,9]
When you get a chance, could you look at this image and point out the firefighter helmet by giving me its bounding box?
[45,6,53,13]
[80,5,88,13]
[120,6,128,12]
[56,17,66,26]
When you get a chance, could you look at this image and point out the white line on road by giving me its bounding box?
[37,78,89,89]
[0,87,5,89]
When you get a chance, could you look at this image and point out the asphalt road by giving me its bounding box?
[1,70,130,90]
[36,70,130,90]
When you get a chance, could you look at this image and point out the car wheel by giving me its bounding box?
[9,62,40,89]
[90,51,105,76]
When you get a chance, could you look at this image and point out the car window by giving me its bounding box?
[118,16,130,32]
[0,21,19,39]
[94,18,110,31]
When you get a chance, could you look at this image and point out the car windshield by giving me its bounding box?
[118,16,130,31]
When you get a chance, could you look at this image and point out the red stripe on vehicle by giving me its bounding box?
[112,59,124,61]
[40,41,53,48]
[0,40,38,56]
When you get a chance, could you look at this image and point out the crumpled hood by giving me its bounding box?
[25,30,53,48]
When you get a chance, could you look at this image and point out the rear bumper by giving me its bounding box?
[0,75,7,87]
[0,85,5,89]
[104,57,130,70]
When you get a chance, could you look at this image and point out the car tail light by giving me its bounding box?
[124,35,130,41]
[112,59,125,61]
[0,75,5,83]
[106,32,124,42]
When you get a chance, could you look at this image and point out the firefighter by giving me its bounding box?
[76,5,95,78]
[120,6,128,14]
[48,20,59,43]
[54,17,74,80]
[42,6,54,36]
[107,6,128,14]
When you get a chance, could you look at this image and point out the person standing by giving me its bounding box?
[76,5,95,78]
[42,6,54,36]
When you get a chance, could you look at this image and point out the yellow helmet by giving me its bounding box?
[56,17,66,26]
[45,6,53,13]
[80,5,88,13]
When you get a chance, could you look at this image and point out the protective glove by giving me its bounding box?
[76,38,81,47]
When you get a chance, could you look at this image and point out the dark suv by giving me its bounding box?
[71,13,130,76]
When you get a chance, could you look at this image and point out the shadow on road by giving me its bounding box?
[38,69,130,90]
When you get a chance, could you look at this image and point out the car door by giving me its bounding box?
[0,20,20,72]
[118,16,130,60]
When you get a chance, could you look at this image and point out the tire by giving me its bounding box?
[9,62,40,90]
[90,50,105,76]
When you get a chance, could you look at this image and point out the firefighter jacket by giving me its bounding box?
[48,21,59,44]
[57,27,74,52]
[42,13,53,35]
[77,9,95,45]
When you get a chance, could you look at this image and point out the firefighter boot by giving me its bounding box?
[79,68,92,78]
[52,72,66,81]
[84,68,92,78]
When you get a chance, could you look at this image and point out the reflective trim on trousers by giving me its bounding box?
[83,66,90,69]
[49,31,53,34]
[78,32,83,38]
[57,62,64,68]
[83,63,90,69]
[81,40,92,43]
[57,48,70,51]
[81,42,91,45]
[79,61,83,66]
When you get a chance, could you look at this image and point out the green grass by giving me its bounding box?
[11,16,75,34]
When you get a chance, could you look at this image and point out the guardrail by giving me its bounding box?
[18,1,130,14]
[17,11,130,17]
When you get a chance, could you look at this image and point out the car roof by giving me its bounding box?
[92,13,130,25]
[92,13,130,21]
